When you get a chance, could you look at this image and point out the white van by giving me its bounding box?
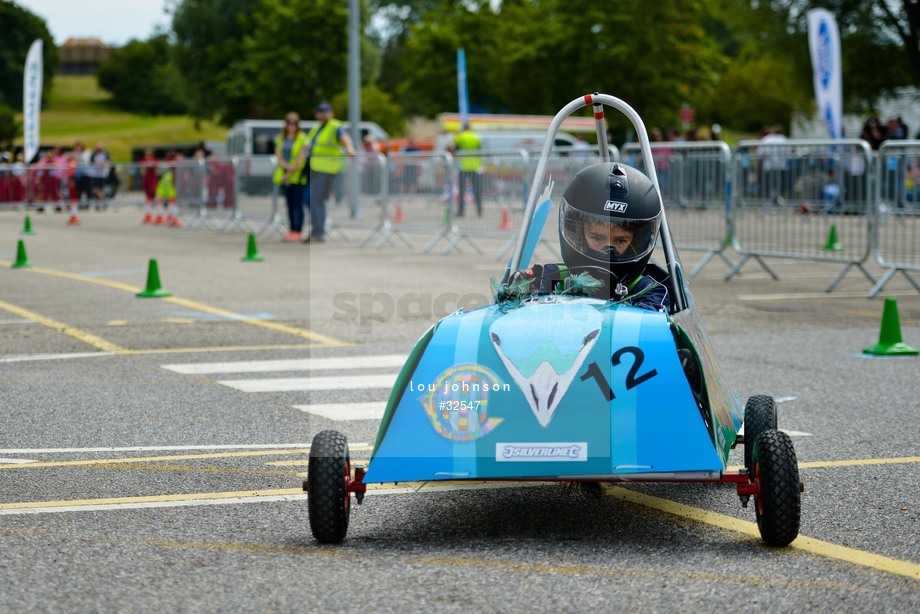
[227,119,390,194]
[227,119,389,157]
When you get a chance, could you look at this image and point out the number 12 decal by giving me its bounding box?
[579,346,659,401]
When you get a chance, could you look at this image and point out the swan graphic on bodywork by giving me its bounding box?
[488,301,603,427]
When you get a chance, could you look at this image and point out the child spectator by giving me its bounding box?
[140,148,160,224]
[516,162,669,312]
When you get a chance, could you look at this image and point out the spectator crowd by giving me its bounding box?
[0,141,235,227]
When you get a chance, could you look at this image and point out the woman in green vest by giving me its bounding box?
[274,112,309,242]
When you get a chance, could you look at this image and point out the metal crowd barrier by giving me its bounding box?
[622,141,734,276]
[870,140,920,297]
[265,154,392,242]
[492,150,621,261]
[0,163,34,209]
[110,157,240,229]
[0,162,118,211]
[329,153,391,243]
[352,153,414,248]
[425,149,533,255]
[5,139,918,300]
[729,138,877,292]
[375,151,463,253]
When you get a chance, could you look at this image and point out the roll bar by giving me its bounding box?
[505,94,686,312]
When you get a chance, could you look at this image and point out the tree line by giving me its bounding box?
[0,0,917,146]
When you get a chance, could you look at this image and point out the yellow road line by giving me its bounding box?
[0,482,517,511]
[117,541,889,589]
[0,488,303,510]
[1,262,350,347]
[725,455,920,473]
[164,295,349,346]
[89,462,296,477]
[0,446,375,470]
[605,486,920,581]
[122,344,315,355]
[1,450,912,473]
[2,446,917,579]
[798,456,920,469]
[1,478,916,580]
[0,528,871,589]
[0,299,126,353]
[0,449,310,469]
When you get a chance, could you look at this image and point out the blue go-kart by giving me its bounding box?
[305,94,802,547]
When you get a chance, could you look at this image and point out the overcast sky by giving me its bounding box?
[16,0,172,46]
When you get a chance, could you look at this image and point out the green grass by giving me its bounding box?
[16,75,227,162]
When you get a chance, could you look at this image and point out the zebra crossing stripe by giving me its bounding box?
[162,354,406,375]
[218,373,397,393]
[292,402,387,421]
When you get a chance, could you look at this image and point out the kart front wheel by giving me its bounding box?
[744,395,777,472]
[752,430,801,547]
[307,430,351,544]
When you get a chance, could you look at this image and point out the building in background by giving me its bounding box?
[58,38,111,75]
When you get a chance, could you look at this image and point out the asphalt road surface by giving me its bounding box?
[1,207,918,612]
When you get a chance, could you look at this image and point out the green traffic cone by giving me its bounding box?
[136,258,171,298]
[21,215,35,236]
[863,297,918,356]
[242,233,264,262]
[822,224,843,251]
[11,239,31,268]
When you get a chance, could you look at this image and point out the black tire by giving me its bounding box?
[752,430,801,547]
[744,395,777,471]
[307,430,351,544]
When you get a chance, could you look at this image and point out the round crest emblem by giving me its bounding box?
[421,364,504,441]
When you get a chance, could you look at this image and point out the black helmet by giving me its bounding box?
[559,162,661,290]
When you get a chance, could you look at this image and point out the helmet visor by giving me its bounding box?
[560,199,660,266]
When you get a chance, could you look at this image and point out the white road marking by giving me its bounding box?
[293,402,387,421]
[738,425,812,437]
[163,354,405,375]
[0,458,38,464]
[0,352,115,363]
[0,444,369,454]
[775,396,797,403]
[219,373,397,393]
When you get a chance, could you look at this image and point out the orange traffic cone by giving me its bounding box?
[498,206,513,231]
[391,202,405,223]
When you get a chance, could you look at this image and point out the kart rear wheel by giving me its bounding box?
[307,430,351,544]
[752,430,801,547]
[744,395,777,471]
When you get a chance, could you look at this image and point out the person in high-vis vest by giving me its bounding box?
[274,112,310,242]
[154,155,182,228]
[449,122,483,217]
[302,102,356,243]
